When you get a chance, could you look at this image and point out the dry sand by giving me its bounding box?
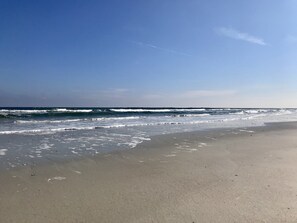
[1,122,297,222]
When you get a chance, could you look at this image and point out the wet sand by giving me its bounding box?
[1,122,297,222]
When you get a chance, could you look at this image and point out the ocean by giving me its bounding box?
[1,107,297,168]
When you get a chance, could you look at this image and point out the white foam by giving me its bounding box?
[0,128,66,135]
[239,129,254,133]
[0,109,48,113]
[189,148,198,151]
[39,143,52,150]
[164,154,176,157]
[240,114,267,120]
[3,108,297,137]
[0,109,49,115]
[245,110,259,114]
[205,136,217,140]
[134,136,151,141]
[91,116,140,121]
[15,119,82,124]
[110,108,172,112]
[276,109,293,115]
[85,148,95,151]
[186,113,210,117]
[174,108,206,112]
[198,143,207,148]
[54,109,92,112]
[110,108,209,113]
[0,126,95,135]
[48,176,66,182]
[0,149,7,156]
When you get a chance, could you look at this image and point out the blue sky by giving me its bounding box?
[1,0,297,107]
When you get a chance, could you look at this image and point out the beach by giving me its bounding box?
[2,0,296,222]
[1,122,297,222]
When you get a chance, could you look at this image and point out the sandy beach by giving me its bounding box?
[1,122,297,222]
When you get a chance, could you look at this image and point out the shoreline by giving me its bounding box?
[1,121,297,222]
[0,123,263,171]
[0,120,286,171]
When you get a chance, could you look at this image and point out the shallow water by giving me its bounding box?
[1,107,297,168]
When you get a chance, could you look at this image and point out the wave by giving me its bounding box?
[15,119,83,124]
[0,127,95,135]
[53,109,93,113]
[245,109,269,114]
[90,116,140,121]
[109,108,211,113]
[0,109,49,114]
[14,116,140,124]
[2,107,280,119]
[1,108,94,114]
[168,114,210,117]
[0,109,100,119]
[275,109,293,115]
[0,118,234,135]
[0,107,212,119]
[234,109,273,115]
[171,108,206,112]
[110,108,172,112]
[0,120,207,135]
[2,107,297,128]
[3,108,297,135]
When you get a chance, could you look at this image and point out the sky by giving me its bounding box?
[1,0,297,107]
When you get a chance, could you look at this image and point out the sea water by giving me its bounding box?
[1,107,297,168]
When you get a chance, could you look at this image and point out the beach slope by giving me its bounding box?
[1,123,297,222]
